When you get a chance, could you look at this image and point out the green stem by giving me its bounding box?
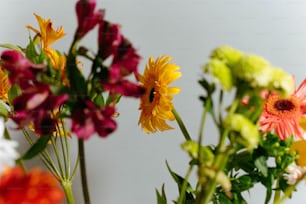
[273,179,281,204]
[177,165,194,204]
[62,180,75,204]
[78,139,91,204]
[172,108,191,141]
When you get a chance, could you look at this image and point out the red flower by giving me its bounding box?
[98,21,122,60]
[71,100,117,139]
[259,78,306,140]
[11,81,68,135]
[0,167,65,204]
[0,50,45,85]
[75,0,104,39]
[103,78,145,97]
[100,37,144,97]
[111,37,140,76]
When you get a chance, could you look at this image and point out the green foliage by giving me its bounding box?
[156,184,167,204]
[214,134,296,203]
[23,135,52,160]
[165,161,195,204]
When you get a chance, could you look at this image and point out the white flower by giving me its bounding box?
[0,117,19,177]
[284,163,306,185]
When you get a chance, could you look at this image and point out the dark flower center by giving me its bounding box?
[149,87,155,103]
[274,99,295,111]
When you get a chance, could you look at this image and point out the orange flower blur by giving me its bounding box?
[259,78,306,140]
[0,167,65,204]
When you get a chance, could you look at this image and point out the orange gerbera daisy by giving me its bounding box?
[259,78,306,140]
[0,167,65,204]
[138,56,181,133]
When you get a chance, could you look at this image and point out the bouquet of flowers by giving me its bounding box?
[0,0,305,204]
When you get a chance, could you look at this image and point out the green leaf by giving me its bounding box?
[165,161,194,202]
[93,94,105,107]
[0,102,8,119]
[25,37,39,62]
[8,84,21,102]
[254,156,268,177]
[156,184,167,204]
[66,54,86,96]
[0,43,23,52]
[22,135,51,160]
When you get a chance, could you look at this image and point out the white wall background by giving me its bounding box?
[0,0,306,203]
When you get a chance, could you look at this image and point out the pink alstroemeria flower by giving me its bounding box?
[71,100,117,140]
[75,0,104,39]
[98,21,122,60]
[0,50,45,85]
[12,81,68,135]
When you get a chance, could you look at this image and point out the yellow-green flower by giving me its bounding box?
[234,54,272,88]
[268,67,294,97]
[224,113,259,150]
[204,59,233,91]
[210,45,243,66]
[138,56,181,133]
[26,13,65,49]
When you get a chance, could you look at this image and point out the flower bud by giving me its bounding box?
[268,67,294,97]
[224,113,259,150]
[210,45,243,66]
[204,59,233,91]
[234,54,272,88]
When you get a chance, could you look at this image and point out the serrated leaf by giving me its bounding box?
[23,135,51,160]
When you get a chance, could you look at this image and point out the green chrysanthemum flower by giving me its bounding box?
[234,54,273,88]
[224,113,259,150]
[210,45,243,66]
[204,59,233,91]
[268,67,294,97]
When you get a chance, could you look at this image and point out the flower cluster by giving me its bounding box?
[139,46,306,204]
[0,0,144,203]
[0,1,305,204]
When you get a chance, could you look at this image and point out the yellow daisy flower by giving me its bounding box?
[290,140,306,167]
[26,13,65,49]
[0,67,10,100]
[138,56,181,133]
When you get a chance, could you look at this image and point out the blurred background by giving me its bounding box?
[0,0,306,203]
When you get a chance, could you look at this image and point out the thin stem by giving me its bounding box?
[70,152,80,180]
[78,139,91,204]
[172,108,191,141]
[22,128,62,178]
[50,136,65,178]
[177,165,194,204]
[57,123,68,178]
